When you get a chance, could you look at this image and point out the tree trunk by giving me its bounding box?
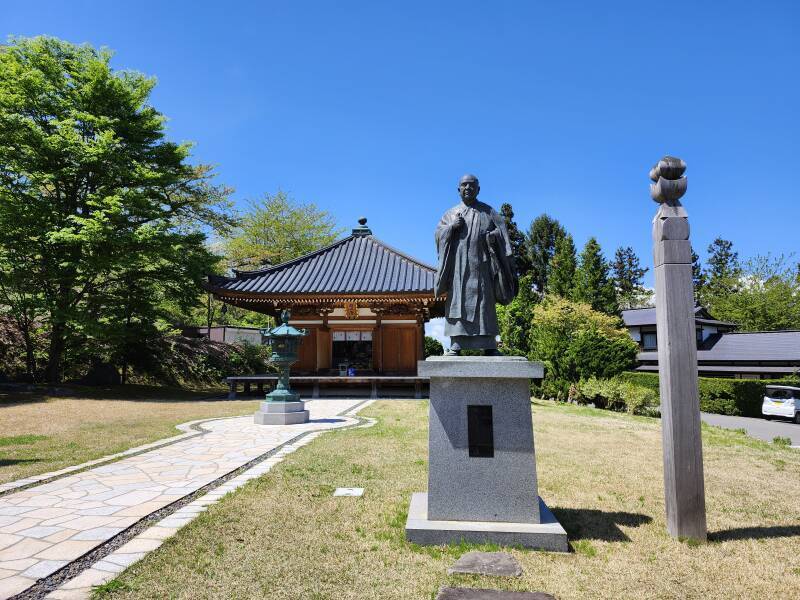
[45,319,65,384]
[22,324,37,381]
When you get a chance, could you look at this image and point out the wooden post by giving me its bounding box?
[650,156,707,542]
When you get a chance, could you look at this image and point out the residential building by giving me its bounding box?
[622,306,800,379]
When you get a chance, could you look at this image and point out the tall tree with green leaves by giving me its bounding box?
[0,36,234,382]
[691,247,705,304]
[525,214,566,294]
[703,254,800,331]
[699,237,741,312]
[546,233,576,299]
[497,272,538,355]
[612,246,650,309]
[573,238,618,315]
[499,202,530,276]
[706,237,740,282]
[224,191,341,270]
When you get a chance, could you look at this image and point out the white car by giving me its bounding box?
[762,385,800,424]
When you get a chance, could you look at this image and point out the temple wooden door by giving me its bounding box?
[381,326,416,374]
[294,327,317,373]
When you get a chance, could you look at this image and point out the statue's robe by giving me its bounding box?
[434,200,517,347]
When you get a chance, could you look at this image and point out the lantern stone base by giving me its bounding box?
[254,400,309,425]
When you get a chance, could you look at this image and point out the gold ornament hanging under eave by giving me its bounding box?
[343,302,359,319]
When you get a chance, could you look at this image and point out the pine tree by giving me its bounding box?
[691,247,705,304]
[525,214,566,294]
[700,237,740,311]
[499,203,530,276]
[497,272,538,355]
[706,238,740,282]
[612,246,650,309]
[546,234,576,298]
[573,238,618,315]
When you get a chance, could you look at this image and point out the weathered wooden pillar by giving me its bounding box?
[650,156,707,542]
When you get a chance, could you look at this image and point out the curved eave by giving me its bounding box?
[205,286,444,304]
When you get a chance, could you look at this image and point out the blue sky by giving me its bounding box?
[5,1,799,285]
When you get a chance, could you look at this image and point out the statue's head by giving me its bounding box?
[458,174,480,203]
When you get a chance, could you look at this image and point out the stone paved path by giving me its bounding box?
[0,399,368,599]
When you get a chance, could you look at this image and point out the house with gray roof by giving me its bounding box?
[622,306,800,379]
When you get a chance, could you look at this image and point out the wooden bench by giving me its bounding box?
[225,375,429,400]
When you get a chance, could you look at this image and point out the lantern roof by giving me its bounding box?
[262,310,307,338]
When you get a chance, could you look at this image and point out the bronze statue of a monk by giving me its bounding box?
[434,174,518,356]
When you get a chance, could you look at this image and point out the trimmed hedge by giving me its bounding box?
[618,372,800,417]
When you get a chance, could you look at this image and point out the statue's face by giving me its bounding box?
[458,180,479,203]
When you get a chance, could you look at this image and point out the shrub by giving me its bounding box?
[528,297,638,387]
[617,372,660,393]
[129,336,273,386]
[537,377,571,401]
[577,376,660,416]
[566,329,639,380]
[618,371,800,417]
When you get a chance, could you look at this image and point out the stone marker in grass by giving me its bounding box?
[447,551,522,577]
[650,156,707,542]
[436,588,555,600]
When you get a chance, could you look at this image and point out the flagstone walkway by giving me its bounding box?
[0,399,372,599]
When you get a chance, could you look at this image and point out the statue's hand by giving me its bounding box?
[452,214,465,233]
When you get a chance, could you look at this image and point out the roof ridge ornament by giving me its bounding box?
[352,216,372,236]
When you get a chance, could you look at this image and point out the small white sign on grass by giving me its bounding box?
[333,487,364,497]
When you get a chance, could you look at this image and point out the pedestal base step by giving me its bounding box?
[254,410,309,425]
[405,493,568,552]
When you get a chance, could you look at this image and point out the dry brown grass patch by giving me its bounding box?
[95,400,800,599]
[0,385,260,484]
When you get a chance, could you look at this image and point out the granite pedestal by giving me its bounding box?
[405,356,568,552]
[253,400,309,425]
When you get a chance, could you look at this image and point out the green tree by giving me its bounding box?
[224,191,341,270]
[699,237,741,315]
[528,296,637,392]
[0,248,45,379]
[706,237,740,282]
[525,214,566,294]
[703,254,800,331]
[691,247,705,304]
[546,233,576,299]
[0,36,233,382]
[424,336,444,358]
[497,272,537,355]
[573,238,618,315]
[499,202,530,276]
[612,246,651,309]
[93,230,219,383]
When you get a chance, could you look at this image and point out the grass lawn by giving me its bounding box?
[0,385,260,485]
[95,400,800,600]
